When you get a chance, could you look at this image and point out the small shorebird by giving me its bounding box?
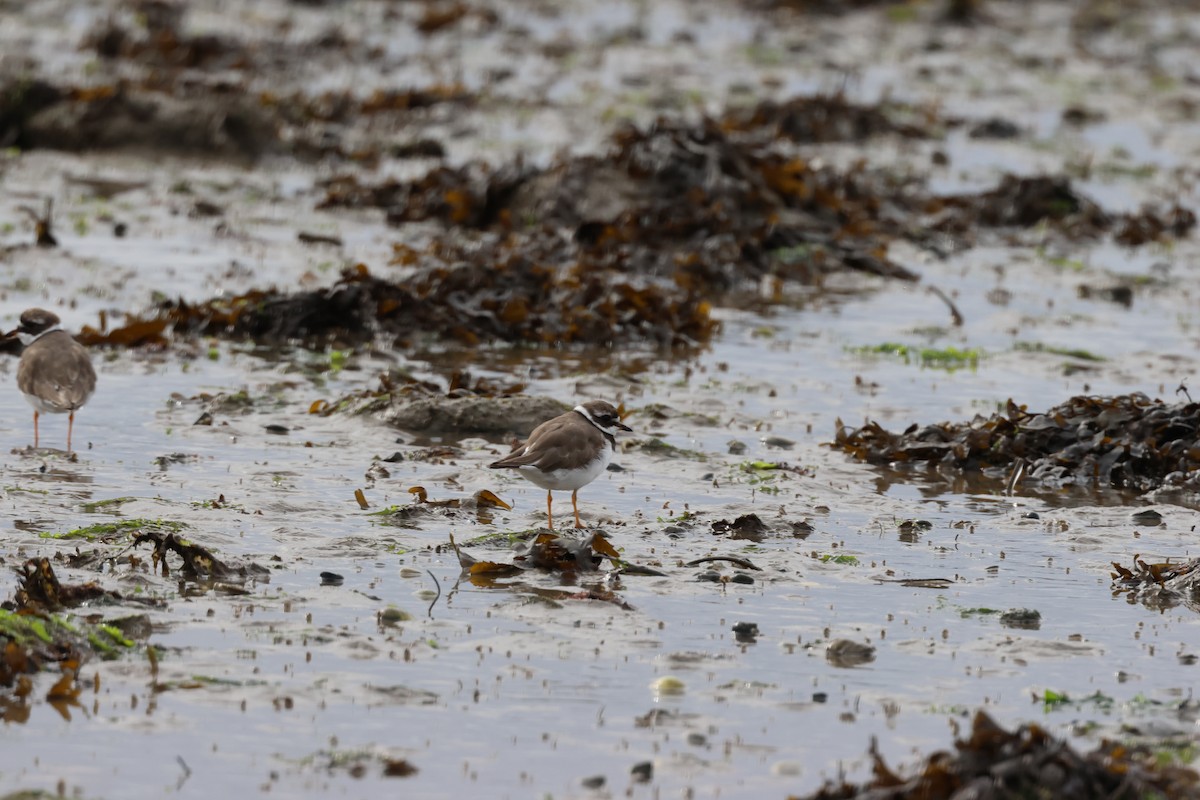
[489,400,631,530]
[10,308,97,453]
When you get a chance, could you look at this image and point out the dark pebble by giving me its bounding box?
[319,571,344,586]
[999,608,1041,629]
[732,621,759,642]
[813,692,828,703]
[697,571,721,583]
[630,761,653,782]
[1131,509,1163,525]
[580,775,605,789]
[730,573,755,585]
[968,117,1022,139]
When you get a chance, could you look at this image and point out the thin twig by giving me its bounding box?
[926,284,964,326]
[176,756,192,790]
[426,569,441,618]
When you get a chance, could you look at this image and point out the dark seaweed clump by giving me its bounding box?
[833,393,1200,493]
[80,255,716,349]
[794,709,1200,800]
[323,113,926,290]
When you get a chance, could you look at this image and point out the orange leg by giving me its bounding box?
[67,411,75,454]
[546,490,555,531]
[572,490,584,529]
[33,410,39,449]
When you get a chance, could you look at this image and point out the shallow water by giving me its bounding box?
[3,0,1200,798]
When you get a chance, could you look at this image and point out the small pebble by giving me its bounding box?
[651,676,685,697]
[630,761,653,782]
[730,573,755,585]
[826,639,876,667]
[686,732,707,746]
[319,571,344,586]
[580,775,605,789]
[379,607,411,624]
[697,571,721,583]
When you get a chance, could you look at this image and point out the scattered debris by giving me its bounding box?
[131,530,267,583]
[450,530,621,576]
[1112,554,1200,613]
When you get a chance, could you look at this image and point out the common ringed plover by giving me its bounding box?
[10,308,96,453]
[489,400,631,530]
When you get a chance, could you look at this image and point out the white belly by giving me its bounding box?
[517,441,613,491]
[24,390,89,414]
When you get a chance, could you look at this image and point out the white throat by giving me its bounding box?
[18,325,61,347]
[574,404,617,437]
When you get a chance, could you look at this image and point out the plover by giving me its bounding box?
[489,400,631,530]
[10,308,96,453]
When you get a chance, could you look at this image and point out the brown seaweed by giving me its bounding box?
[792,709,1200,800]
[833,393,1200,494]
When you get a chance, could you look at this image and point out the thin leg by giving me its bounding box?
[67,411,75,454]
[572,490,583,528]
[546,490,554,531]
[33,410,39,449]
